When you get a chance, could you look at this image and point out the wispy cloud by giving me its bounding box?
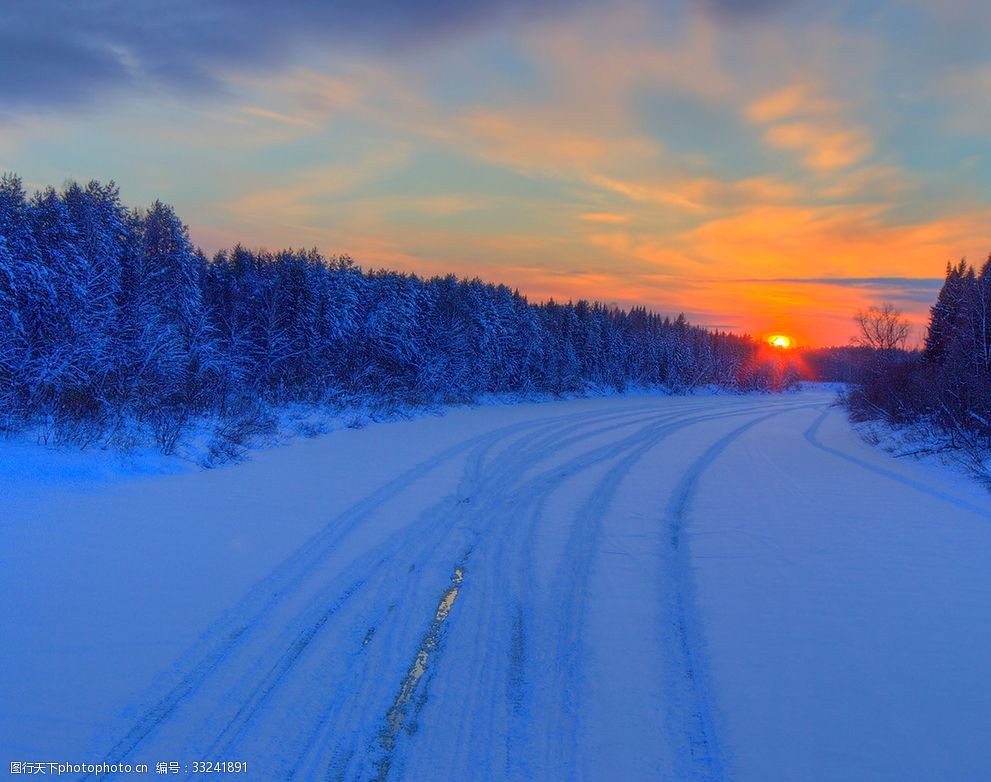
[745,276,943,289]
[6,0,991,346]
[746,84,840,124]
[579,212,630,223]
[0,0,587,112]
[239,106,318,129]
[763,122,873,170]
[220,144,413,228]
[747,82,874,170]
[732,275,945,304]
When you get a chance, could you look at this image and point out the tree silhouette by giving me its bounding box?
[852,303,911,351]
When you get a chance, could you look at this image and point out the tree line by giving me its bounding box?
[843,259,991,457]
[0,175,797,453]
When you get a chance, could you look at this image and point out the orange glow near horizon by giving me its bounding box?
[18,3,991,350]
[769,335,792,349]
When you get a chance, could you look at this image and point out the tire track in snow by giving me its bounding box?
[85,397,818,782]
[536,401,815,780]
[804,409,991,519]
[660,405,818,781]
[294,405,702,781]
[231,399,808,781]
[544,421,689,777]
[258,412,688,776]
[463,402,812,780]
[86,402,684,779]
[394,399,814,781]
[317,403,766,781]
[82,408,620,779]
[379,412,688,780]
[190,423,543,770]
[445,399,806,780]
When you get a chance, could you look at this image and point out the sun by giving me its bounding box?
[769,334,792,349]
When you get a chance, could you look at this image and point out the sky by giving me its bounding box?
[2,1,991,346]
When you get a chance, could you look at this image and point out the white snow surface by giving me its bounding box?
[2,389,990,780]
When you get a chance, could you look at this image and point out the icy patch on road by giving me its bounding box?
[376,563,466,780]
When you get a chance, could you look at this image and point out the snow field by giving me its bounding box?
[3,389,990,781]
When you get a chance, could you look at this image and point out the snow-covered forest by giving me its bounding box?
[0,175,797,452]
[844,260,991,462]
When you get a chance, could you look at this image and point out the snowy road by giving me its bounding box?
[3,390,991,780]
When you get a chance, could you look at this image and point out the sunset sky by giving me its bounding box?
[3,1,991,346]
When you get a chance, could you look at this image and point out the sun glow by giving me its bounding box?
[769,334,792,349]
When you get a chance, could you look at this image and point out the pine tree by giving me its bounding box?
[0,172,796,450]
[924,260,969,363]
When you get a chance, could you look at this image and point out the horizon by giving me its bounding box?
[4,1,991,346]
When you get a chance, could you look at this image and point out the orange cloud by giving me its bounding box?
[747,82,874,171]
[763,122,873,170]
[579,212,629,223]
[590,174,708,211]
[455,108,660,176]
[687,203,988,274]
[747,84,840,123]
[814,164,915,200]
[589,173,804,215]
[220,144,411,226]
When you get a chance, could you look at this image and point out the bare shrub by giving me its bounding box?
[204,401,276,466]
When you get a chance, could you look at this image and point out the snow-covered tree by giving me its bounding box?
[0,173,793,450]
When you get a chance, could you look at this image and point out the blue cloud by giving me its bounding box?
[0,0,587,112]
[705,0,793,20]
[0,28,132,111]
[741,276,944,305]
[759,277,943,289]
[1,0,808,114]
